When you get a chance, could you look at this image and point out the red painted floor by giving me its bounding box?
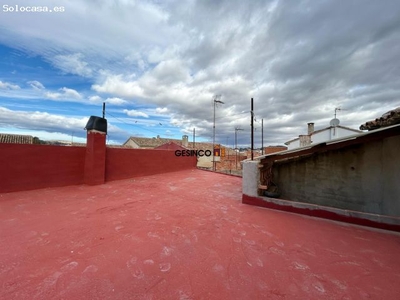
[1,169,400,300]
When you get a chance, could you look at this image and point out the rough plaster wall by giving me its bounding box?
[242,160,260,197]
[381,137,400,215]
[197,155,213,168]
[124,139,139,148]
[273,136,400,217]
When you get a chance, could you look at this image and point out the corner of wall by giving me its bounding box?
[242,160,260,197]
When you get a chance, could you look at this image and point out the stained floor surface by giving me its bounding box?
[1,169,400,299]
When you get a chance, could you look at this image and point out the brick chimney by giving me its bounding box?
[307,122,314,135]
[84,116,107,185]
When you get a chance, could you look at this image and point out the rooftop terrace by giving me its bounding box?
[1,169,400,299]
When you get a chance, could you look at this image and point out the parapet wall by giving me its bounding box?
[273,135,400,217]
[0,144,86,193]
[242,125,400,231]
[0,139,196,193]
[106,148,196,181]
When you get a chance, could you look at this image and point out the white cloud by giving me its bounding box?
[60,87,82,99]
[51,53,93,77]
[27,80,45,90]
[123,109,149,118]
[88,95,103,103]
[0,80,20,90]
[0,106,87,131]
[156,107,169,114]
[0,106,128,142]
[44,91,62,100]
[88,95,127,106]
[105,97,128,105]
[44,87,82,100]
[92,74,144,98]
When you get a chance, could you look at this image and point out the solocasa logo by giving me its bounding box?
[175,150,212,157]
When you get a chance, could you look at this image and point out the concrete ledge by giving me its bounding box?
[243,194,400,232]
[197,168,242,178]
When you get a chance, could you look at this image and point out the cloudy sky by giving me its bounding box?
[1,0,399,146]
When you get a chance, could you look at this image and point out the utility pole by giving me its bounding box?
[235,127,243,169]
[213,95,224,171]
[102,102,106,118]
[250,98,254,160]
[193,128,196,149]
[261,118,264,155]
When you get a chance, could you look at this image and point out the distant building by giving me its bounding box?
[0,133,34,144]
[154,142,187,151]
[264,146,288,155]
[124,135,216,169]
[284,122,361,150]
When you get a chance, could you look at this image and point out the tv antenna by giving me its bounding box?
[330,107,344,126]
[212,94,223,106]
[334,107,342,119]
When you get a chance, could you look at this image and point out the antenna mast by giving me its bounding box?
[334,107,341,119]
[212,95,224,171]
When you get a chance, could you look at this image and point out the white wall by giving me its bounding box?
[286,140,299,150]
[287,127,360,150]
[124,139,140,148]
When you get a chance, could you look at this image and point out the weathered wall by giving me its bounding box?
[264,146,287,155]
[216,155,246,171]
[242,160,260,197]
[105,148,197,181]
[273,135,400,217]
[0,144,86,193]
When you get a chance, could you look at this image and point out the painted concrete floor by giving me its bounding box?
[1,169,400,300]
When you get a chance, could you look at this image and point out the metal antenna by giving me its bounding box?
[334,107,343,119]
[235,127,244,170]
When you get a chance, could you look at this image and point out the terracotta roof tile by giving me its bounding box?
[0,133,34,144]
[360,107,400,130]
[124,136,214,150]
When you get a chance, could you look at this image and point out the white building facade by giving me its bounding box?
[285,122,362,150]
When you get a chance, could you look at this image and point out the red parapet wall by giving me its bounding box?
[105,148,197,182]
[0,143,197,193]
[84,131,106,185]
[0,144,86,193]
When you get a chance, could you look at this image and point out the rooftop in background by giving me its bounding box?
[124,135,214,150]
[0,133,34,144]
[360,107,400,130]
[1,169,400,299]
[284,122,362,149]
[260,123,400,162]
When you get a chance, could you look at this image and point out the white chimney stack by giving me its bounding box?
[307,123,314,135]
